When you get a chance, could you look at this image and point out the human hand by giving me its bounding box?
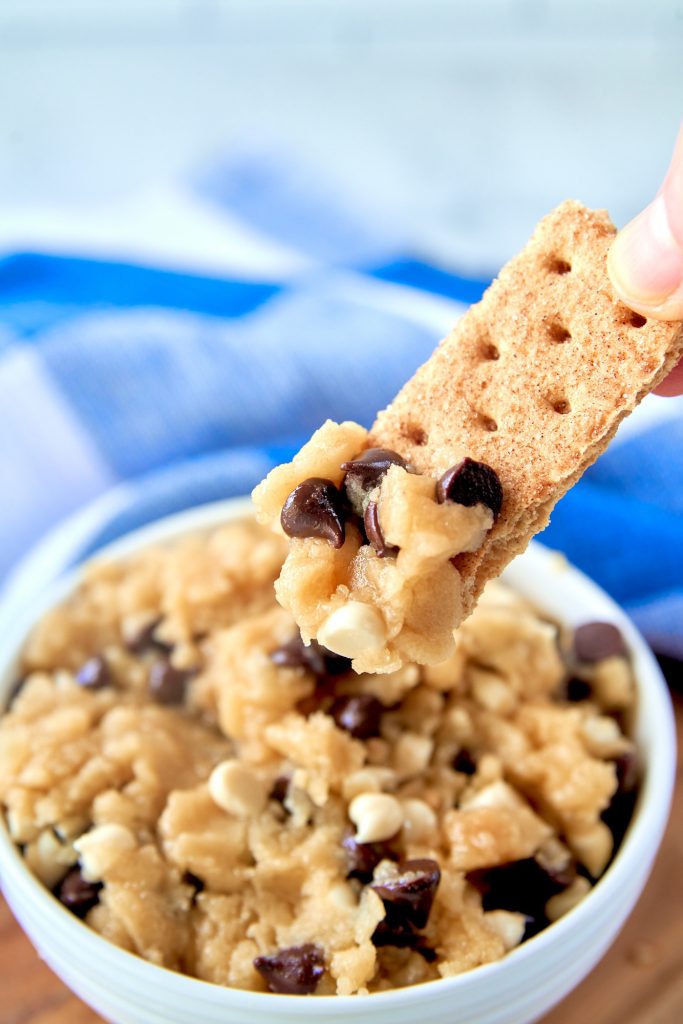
[608,122,683,396]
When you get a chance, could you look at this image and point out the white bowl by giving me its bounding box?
[0,498,675,1024]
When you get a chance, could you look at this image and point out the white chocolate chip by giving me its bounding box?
[569,822,613,878]
[349,792,403,843]
[580,715,630,758]
[391,732,434,779]
[470,668,516,715]
[74,823,136,882]
[7,809,40,844]
[208,760,268,818]
[545,876,591,922]
[24,829,78,888]
[445,706,474,743]
[401,798,437,844]
[462,780,523,812]
[342,767,396,802]
[284,784,315,827]
[329,881,357,910]
[484,909,527,950]
[590,656,634,710]
[317,602,387,659]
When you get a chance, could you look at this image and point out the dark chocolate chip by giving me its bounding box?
[534,849,577,891]
[6,676,27,709]
[76,656,112,690]
[253,943,325,995]
[125,616,174,655]
[330,694,384,740]
[414,943,438,963]
[601,750,640,855]
[363,501,399,558]
[182,871,205,901]
[148,659,191,705]
[656,653,683,691]
[452,748,477,776]
[371,858,441,930]
[468,857,571,921]
[280,478,346,548]
[270,634,351,678]
[435,458,503,519]
[614,751,639,794]
[54,866,103,918]
[295,681,337,718]
[521,913,545,941]
[342,834,396,883]
[341,448,407,492]
[269,776,291,805]
[371,916,422,949]
[564,677,592,702]
[573,622,628,663]
[601,788,638,855]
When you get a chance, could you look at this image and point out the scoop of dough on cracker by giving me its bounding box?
[253,201,683,673]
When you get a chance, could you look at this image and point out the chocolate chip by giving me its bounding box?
[601,750,639,854]
[280,478,346,548]
[468,856,572,923]
[435,458,503,519]
[614,751,639,793]
[182,871,204,903]
[253,944,325,994]
[269,775,291,805]
[270,633,351,678]
[371,858,441,930]
[370,922,436,961]
[148,660,191,705]
[564,677,592,702]
[342,834,396,883]
[371,917,422,950]
[370,859,441,952]
[414,943,438,963]
[6,676,27,709]
[341,448,407,491]
[363,501,399,558]
[54,866,102,918]
[125,616,173,655]
[330,694,384,739]
[295,681,337,718]
[452,748,477,776]
[76,656,112,690]
[534,849,577,891]
[573,622,628,662]
[601,789,637,854]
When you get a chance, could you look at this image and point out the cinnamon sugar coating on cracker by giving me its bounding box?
[371,200,683,614]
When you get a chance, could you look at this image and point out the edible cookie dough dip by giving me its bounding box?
[0,519,640,996]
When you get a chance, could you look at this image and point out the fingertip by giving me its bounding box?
[654,358,683,397]
[607,196,683,316]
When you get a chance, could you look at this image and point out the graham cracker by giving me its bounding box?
[370,200,683,613]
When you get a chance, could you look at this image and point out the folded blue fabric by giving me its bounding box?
[1,155,681,656]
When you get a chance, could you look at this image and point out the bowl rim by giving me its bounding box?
[0,496,676,1012]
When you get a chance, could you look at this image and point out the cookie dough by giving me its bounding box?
[0,519,638,995]
[252,420,499,673]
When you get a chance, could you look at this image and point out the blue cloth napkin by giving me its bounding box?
[1,154,682,657]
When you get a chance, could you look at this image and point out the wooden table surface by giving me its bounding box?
[3,688,681,1024]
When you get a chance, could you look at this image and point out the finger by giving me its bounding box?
[654,357,683,397]
[608,122,683,321]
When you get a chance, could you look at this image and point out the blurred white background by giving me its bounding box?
[1,0,682,270]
